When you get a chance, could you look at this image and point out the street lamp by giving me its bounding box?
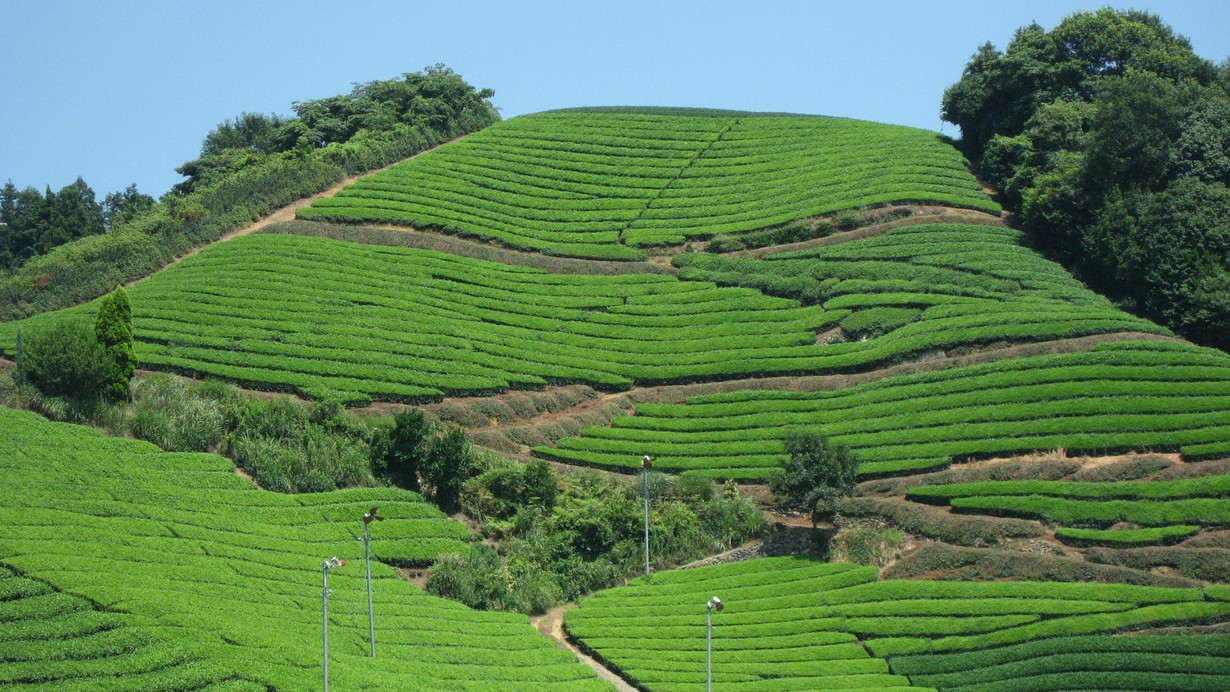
[322,556,347,692]
[361,507,385,658]
[706,595,723,692]
[641,454,652,578]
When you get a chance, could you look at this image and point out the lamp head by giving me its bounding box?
[324,556,346,569]
[708,596,723,612]
[642,454,652,470]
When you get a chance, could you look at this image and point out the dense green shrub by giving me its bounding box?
[20,319,107,401]
[421,427,486,513]
[1086,546,1230,581]
[770,432,859,525]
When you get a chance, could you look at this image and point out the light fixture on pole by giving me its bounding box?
[322,556,347,692]
[361,506,385,658]
[641,454,652,578]
[706,595,723,692]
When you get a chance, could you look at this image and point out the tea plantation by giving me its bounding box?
[2,102,1229,691]
[0,407,606,690]
[565,557,1230,691]
[298,108,998,259]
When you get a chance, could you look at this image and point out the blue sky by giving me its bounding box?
[3,1,1228,199]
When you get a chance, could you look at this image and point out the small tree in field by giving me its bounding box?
[422,427,485,514]
[95,285,136,401]
[769,432,859,527]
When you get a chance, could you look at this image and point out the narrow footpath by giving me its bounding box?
[531,605,637,692]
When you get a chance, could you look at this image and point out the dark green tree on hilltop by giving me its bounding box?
[943,8,1230,352]
[95,285,136,402]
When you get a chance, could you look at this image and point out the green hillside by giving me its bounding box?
[0,222,1167,406]
[0,407,605,690]
[2,103,1228,690]
[565,557,1230,691]
[298,109,998,259]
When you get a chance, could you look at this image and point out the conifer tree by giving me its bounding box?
[95,285,136,401]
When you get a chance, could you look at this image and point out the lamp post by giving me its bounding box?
[322,556,347,692]
[706,595,723,692]
[361,507,384,658]
[641,454,652,578]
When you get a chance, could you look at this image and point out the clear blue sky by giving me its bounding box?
[3,1,1228,199]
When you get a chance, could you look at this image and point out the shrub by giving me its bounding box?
[422,427,486,513]
[21,319,107,401]
[770,432,859,525]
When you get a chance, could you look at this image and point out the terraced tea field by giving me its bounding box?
[298,108,998,259]
[565,557,1230,691]
[0,407,606,690]
[0,222,1166,406]
[535,340,1230,479]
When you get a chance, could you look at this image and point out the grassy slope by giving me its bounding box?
[0,407,606,690]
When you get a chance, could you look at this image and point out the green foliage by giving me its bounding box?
[421,426,485,513]
[943,8,1230,351]
[374,409,430,491]
[770,432,859,524]
[0,177,106,269]
[20,319,107,401]
[94,285,136,401]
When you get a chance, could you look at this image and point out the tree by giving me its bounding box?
[101,184,155,230]
[422,427,485,513]
[769,432,859,527]
[94,285,136,401]
[378,409,431,491]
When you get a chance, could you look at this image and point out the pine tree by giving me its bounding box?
[95,285,136,401]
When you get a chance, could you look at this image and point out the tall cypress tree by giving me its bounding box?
[95,285,136,401]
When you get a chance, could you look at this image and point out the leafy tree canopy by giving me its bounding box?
[943,8,1230,352]
[769,431,859,527]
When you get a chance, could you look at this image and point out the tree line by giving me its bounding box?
[0,180,153,270]
[943,8,1230,351]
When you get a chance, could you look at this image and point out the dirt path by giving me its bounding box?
[124,136,468,288]
[532,605,638,691]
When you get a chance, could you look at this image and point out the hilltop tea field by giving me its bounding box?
[3,107,1229,690]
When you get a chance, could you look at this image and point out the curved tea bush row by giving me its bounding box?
[1055,525,1201,547]
[891,634,1230,691]
[0,407,605,690]
[565,557,1229,691]
[0,227,1165,404]
[300,109,997,258]
[535,341,1230,479]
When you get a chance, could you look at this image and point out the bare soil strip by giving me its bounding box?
[531,605,638,691]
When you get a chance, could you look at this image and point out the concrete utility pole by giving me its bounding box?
[362,507,385,657]
[642,454,652,578]
[706,595,723,692]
